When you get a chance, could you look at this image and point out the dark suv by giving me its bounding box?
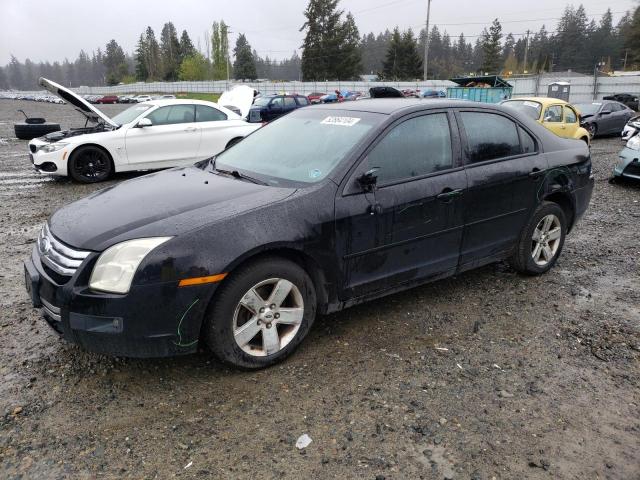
[248,94,310,123]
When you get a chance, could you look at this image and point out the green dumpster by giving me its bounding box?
[447,75,513,103]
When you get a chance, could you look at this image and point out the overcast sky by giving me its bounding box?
[1,0,636,64]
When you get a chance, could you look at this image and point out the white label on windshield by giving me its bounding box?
[523,101,539,108]
[321,116,361,127]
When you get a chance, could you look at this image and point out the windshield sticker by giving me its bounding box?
[523,101,539,108]
[321,116,361,127]
[309,169,322,179]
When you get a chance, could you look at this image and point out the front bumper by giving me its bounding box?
[614,147,640,180]
[28,139,69,176]
[24,244,213,358]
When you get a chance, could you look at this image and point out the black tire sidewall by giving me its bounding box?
[588,123,597,137]
[205,257,316,369]
[515,202,567,275]
[14,123,60,140]
[69,146,112,183]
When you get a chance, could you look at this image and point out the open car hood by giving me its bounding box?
[39,77,118,128]
[218,85,255,118]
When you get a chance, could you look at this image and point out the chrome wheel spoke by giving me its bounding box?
[542,244,553,262]
[268,279,293,307]
[547,227,561,241]
[233,318,261,347]
[532,242,543,262]
[240,288,263,314]
[277,308,304,325]
[262,326,280,355]
[542,215,553,233]
[532,228,542,242]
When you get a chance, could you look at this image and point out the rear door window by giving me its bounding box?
[460,111,522,163]
[296,96,310,106]
[196,105,227,122]
[366,113,453,184]
[284,97,297,108]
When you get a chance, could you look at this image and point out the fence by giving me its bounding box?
[11,74,640,103]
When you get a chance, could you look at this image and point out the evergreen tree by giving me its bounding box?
[382,28,403,80]
[8,55,23,89]
[233,34,257,80]
[335,12,362,80]
[104,40,128,85]
[179,30,196,63]
[399,29,422,79]
[480,19,502,74]
[300,0,344,80]
[144,26,162,80]
[134,34,148,81]
[160,22,181,80]
[624,6,640,67]
[0,67,8,89]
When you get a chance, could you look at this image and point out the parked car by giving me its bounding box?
[307,92,326,104]
[621,114,640,141]
[420,89,447,98]
[24,99,593,368]
[117,95,135,104]
[135,95,153,103]
[613,134,640,181]
[95,95,119,104]
[603,93,639,111]
[28,78,260,183]
[501,97,590,144]
[155,94,177,100]
[248,94,310,123]
[573,100,636,138]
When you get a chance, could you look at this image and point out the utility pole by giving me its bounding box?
[523,30,530,74]
[423,0,432,81]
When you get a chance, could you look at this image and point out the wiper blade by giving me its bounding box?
[214,167,267,185]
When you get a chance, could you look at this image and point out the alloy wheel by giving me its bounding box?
[75,150,109,181]
[531,214,562,266]
[232,278,304,356]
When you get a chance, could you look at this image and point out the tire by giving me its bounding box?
[586,123,597,138]
[68,146,113,183]
[225,137,243,149]
[14,122,61,140]
[25,118,46,125]
[204,257,317,369]
[509,202,567,275]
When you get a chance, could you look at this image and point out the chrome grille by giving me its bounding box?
[37,223,90,277]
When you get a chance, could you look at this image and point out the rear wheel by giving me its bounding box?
[204,257,316,369]
[509,202,566,275]
[68,146,113,183]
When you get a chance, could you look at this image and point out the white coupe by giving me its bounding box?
[29,78,260,183]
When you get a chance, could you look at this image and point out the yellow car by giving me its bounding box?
[501,97,591,145]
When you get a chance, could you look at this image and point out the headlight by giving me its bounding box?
[626,136,640,151]
[39,143,68,153]
[89,237,172,294]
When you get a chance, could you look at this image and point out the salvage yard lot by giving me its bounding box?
[0,100,638,479]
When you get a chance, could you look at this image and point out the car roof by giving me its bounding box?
[310,98,506,115]
[143,98,218,107]
[505,97,570,107]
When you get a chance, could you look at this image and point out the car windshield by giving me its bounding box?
[502,100,542,120]
[253,97,273,107]
[574,103,601,115]
[214,109,385,186]
[110,104,152,125]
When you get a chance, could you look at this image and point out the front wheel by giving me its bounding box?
[509,202,567,275]
[204,257,316,369]
[68,146,113,183]
[586,123,597,138]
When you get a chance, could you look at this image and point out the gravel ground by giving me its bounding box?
[0,100,638,480]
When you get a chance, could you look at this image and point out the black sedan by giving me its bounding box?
[24,100,594,368]
[575,100,635,138]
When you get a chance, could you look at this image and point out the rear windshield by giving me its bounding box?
[110,104,152,126]
[214,109,385,186]
[501,100,542,120]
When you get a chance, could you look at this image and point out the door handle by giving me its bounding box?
[184,126,197,132]
[529,168,545,179]
[436,188,463,201]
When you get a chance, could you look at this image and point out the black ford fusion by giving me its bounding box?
[24,99,594,368]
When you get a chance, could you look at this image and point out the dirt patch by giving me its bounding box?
[0,100,638,479]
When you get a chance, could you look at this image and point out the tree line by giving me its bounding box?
[1,2,639,89]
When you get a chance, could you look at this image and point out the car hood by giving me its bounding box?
[49,165,295,251]
[218,85,255,118]
[39,77,118,128]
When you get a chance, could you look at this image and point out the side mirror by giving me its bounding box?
[357,167,379,192]
[136,118,152,128]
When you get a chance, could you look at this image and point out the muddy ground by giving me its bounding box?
[0,100,638,480]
